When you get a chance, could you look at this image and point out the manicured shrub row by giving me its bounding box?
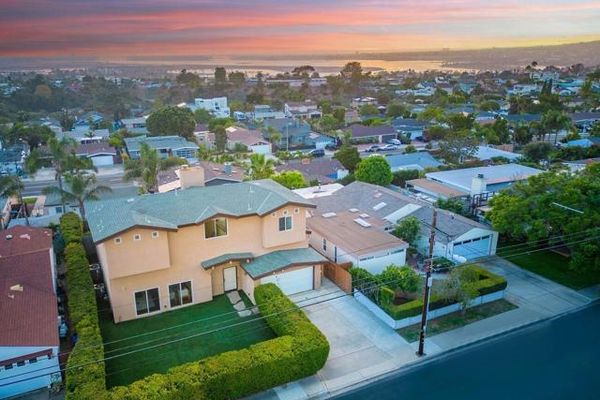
[60,215,107,400]
[351,265,507,320]
[109,283,329,400]
[60,212,83,245]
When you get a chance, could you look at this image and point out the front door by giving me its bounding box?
[223,267,237,292]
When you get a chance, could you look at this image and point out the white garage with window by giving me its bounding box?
[261,266,314,295]
[90,154,115,167]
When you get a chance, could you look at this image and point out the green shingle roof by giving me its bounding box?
[201,252,253,269]
[242,248,327,279]
[86,180,315,243]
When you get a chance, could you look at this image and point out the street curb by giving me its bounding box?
[317,299,598,399]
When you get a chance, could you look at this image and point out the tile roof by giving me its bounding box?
[0,226,58,347]
[275,158,346,184]
[225,127,269,147]
[242,248,327,278]
[86,180,316,243]
[75,141,117,156]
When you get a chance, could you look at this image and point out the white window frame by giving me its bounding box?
[168,280,193,308]
[133,233,142,241]
[133,287,161,316]
[204,218,229,239]
[278,215,293,232]
[114,237,122,245]
[294,207,300,214]
[152,231,160,239]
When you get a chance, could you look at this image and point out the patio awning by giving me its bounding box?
[242,248,327,279]
[201,252,254,269]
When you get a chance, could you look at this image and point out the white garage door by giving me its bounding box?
[91,155,114,167]
[453,235,491,260]
[261,266,313,295]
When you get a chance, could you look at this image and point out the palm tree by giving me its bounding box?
[123,143,186,193]
[541,110,572,145]
[43,172,111,222]
[248,153,275,180]
[0,175,29,226]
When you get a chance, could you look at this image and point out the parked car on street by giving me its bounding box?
[365,145,381,152]
[387,139,402,145]
[377,144,398,151]
[307,148,325,158]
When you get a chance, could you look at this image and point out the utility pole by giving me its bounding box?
[417,208,436,357]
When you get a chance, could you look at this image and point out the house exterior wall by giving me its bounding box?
[448,228,499,259]
[98,206,311,322]
[0,346,60,399]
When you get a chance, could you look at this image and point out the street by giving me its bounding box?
[21,172,130,196]
[334,302,600,400]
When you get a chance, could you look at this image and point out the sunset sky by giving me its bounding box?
[1,0,600,58]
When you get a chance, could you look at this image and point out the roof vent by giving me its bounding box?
[322,212,337,218]
[19,234,31,240]
[126,198,135,203]
[374,192,382,198]
[5,234,13,240]
[354,218,371,228]
[373,202,387,211]
[349,208,359,213]
[359,213,369,218]
[10,284,23,292]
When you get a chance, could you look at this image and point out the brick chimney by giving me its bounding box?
[179,165,205,189]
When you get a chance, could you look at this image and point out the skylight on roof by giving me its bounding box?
[359,213,369,218]
[322,212,337,218]
[373,202,387,211]
[354,218,371,228]
[349,208,359,213]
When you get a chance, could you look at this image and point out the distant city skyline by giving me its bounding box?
[1,0,600,58]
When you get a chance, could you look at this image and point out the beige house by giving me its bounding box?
[86,180,327,323]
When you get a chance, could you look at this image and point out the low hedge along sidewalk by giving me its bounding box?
[353,265,508,321]
[110,283,330,400]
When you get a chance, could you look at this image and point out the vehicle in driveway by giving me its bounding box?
[387,139,402,145]
[377,144,399,152]
[325,142,339,151]
[307,148,325,158]
[365,145,381,153]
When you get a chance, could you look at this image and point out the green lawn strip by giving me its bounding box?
[397,299,517,342]
[505,250,600,290]
[99,292,275,387]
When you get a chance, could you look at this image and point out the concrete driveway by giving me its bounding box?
[250,279,417,400]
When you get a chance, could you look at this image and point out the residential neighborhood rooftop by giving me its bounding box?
[425,164,543,191]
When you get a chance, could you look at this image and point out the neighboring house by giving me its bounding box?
[293,183,344,200]
[115,117,149,135]
[74,142,118,167]
[62,128,110,144]
[568,112,600,131]
[225,127,272,155]
[349,124,397,144]
[308,211,408,274]
[503,114,542,125]
[262,118,315,149]
[474,112,498,124]
[563,137,600,148]
[86,180,327,322]
[391,118,429,139]
[0,197,13,229]
[562,157,600,173]
[73,112,103,129]
[40,186,139,218]
[473,146,522,162]
[284,100,321,119]
[157,162,243,192]
[312,181,499,262]
[248,105,285,121]
[0,144,28,175]
[385,152,442,172]
[275,158,348,184]
[351,97,377,108]
[124,136,199,160]
[406,164,543,202]
[188,97,230,118]
[0,226,60,398]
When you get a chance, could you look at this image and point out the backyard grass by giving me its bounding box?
[98,292,276,388]
[397,299,517,342]
[507,250,600,290]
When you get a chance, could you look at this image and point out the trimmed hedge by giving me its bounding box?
[61,216,107,400]
[60,213,83,245]
[61,213,329,400]
[109,283,329,400]
[352,265,507,321]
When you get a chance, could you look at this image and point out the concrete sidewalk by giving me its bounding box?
[249,258,594,400]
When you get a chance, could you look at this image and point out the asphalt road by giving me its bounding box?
[22,174,130,196]
[334,302,600,400]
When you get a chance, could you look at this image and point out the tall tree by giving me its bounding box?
[333,145,361,172]
[214,67,227,88]
[248,153,275,180]
[214,125,227,153]
[355,155,393,186]
[146,106,196,139]
[43,172,111,222]
[271,170,307,189]
[439,130,478,164]
[541,110,572,145]
[0,175,29,225]
[123,144,186,193]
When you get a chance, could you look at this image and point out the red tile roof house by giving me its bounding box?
[0,226,61,398]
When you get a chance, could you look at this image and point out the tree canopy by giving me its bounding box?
[355,155,393,186]
[334,145,361,172]
[146,106,196,139]
[270,170,307,189]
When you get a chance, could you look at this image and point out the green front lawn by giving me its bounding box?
[397,299,517,342]
[99,292,275,388]
[507,250,600,290]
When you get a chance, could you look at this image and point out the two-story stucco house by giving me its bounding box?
[86,180,327,323]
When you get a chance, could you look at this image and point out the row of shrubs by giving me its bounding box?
[60,212,329,400]
[351,265,507,321]
[60,213,106,400]
[110,283,329,399]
